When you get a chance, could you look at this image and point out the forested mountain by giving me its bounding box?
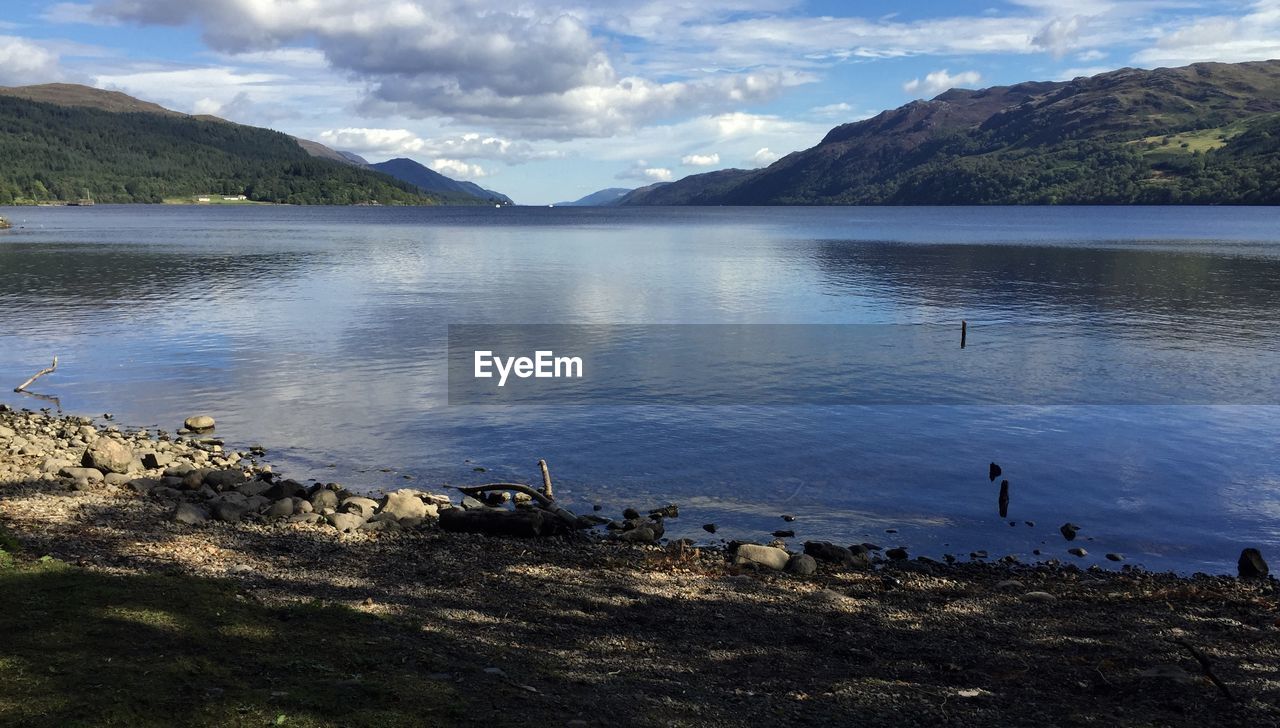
[554,187,633,206]
[0,85,442,205]
[369,158,513,204]
[619,60,1280,205]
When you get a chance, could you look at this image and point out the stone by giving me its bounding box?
[173,503,209,525]
[1238,548,1269,579]
[265,480,306,500]
[81,438,134,474]
[288,513,323,524]
[619,524,660,543]
[295,499,314,514]
[141,452,173,469]
[126,477,163,495]
[379,490,427,520]
[340,496,380,517]
[622,508,641,520]
[310,489,340,511]
[1022,591,1056,604]
[330,512,366,533]
[1060,523,1080,541]
[885,547,909,560]
[803,541,869,568]
[236,480,271,498]
[212,501,248,523]
[184,415,215,432]
[103,473,132,486]
[204,469,247,490]
[732,544,789,571]
[702,523,718,534]
[41,457,73,474]
[1067,547,1088,557]
[772,530,795,538]
[266,498,295,516]
[995,579,1025,591]
[785,553,818,575]
[1105,553,1124,562]
[59,466,103,483]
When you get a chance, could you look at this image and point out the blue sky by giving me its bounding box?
[3,1,1280,203]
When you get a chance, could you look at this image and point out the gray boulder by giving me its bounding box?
[59,466,104,483]
[732,544,789,571]
[184,415,215,432]
[204,469,247,490]
[330,512,366,533]
[340,496,379,517]
[379,490,427,520]
[212,501,248,523]
[82,438,134,474]
[266,498,296,519]
[1239,548,1269,579]
[785,553,818,575]
[310,489,340,511]
[173,503,209,525]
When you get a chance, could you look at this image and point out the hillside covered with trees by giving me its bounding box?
[620,60,1280,206]
[0,91,440,205]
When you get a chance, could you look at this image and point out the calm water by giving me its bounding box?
[1,205,1278,573]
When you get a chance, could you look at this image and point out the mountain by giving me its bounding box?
[619,60,1280,205]
[554,187,633,206]
[0,84,445,205]
[338,151,372,166]
[370,158,513,204]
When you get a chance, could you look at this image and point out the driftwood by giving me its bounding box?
[961,320,967,349]
[1173,638,1235,701]
[439,507,556,537]
[14,357,57,393]
[538,459,553,498]
[455,482,583,528]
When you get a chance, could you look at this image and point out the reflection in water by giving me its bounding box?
[1,204,1279,572]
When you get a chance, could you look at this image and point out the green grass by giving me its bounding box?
[1132,112,1280,159]
[0,554,466,727]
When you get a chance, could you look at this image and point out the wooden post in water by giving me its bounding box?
[961,320,967,349]
[998,479,1010,518]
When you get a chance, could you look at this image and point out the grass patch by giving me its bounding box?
[1131,112,1280,159]
[0,558,466,727]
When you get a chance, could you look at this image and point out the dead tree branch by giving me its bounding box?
[14,357,57,393]
[1173,638,1235,701]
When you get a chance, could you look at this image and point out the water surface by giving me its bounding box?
[1,205,1278,573]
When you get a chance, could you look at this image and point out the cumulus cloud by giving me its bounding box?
[903,69,982,96]
[0,36,65,85]
[87,0,806,140]
[318,128,563,164]
[616,162,673,182]
[1130,3,1280,66]
[431,159,487,180]
[681,152,719,166]
[1032,15,1086,58]
[750,147,781,166]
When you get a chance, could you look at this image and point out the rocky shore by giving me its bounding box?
[2,404,1279,727]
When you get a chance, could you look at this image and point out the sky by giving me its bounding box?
[3,1,1280,204]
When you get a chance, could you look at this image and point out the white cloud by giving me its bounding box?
[681,152,720,166]
[42,3,119,26]
[1077,49,1107,62]
[903,69,982,96]
[810,102,853,117]
[89,0,809,140]
[751,147,781,166]
[1130,3,1280,66]
[431,159,487,180]
[616,162,673,182]
[0,36,65,85]
[318,128,563,164]
[1032,15,1087,58]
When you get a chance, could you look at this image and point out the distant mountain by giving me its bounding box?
[0,83,444,205]
[370,158,513,204]
[338,151,372,166]
[554,187,632,206]
[620,60,1280,205]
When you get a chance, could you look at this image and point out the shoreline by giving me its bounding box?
[2,404,1279,725]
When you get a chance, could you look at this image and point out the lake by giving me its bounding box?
[1,204,1278,573]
